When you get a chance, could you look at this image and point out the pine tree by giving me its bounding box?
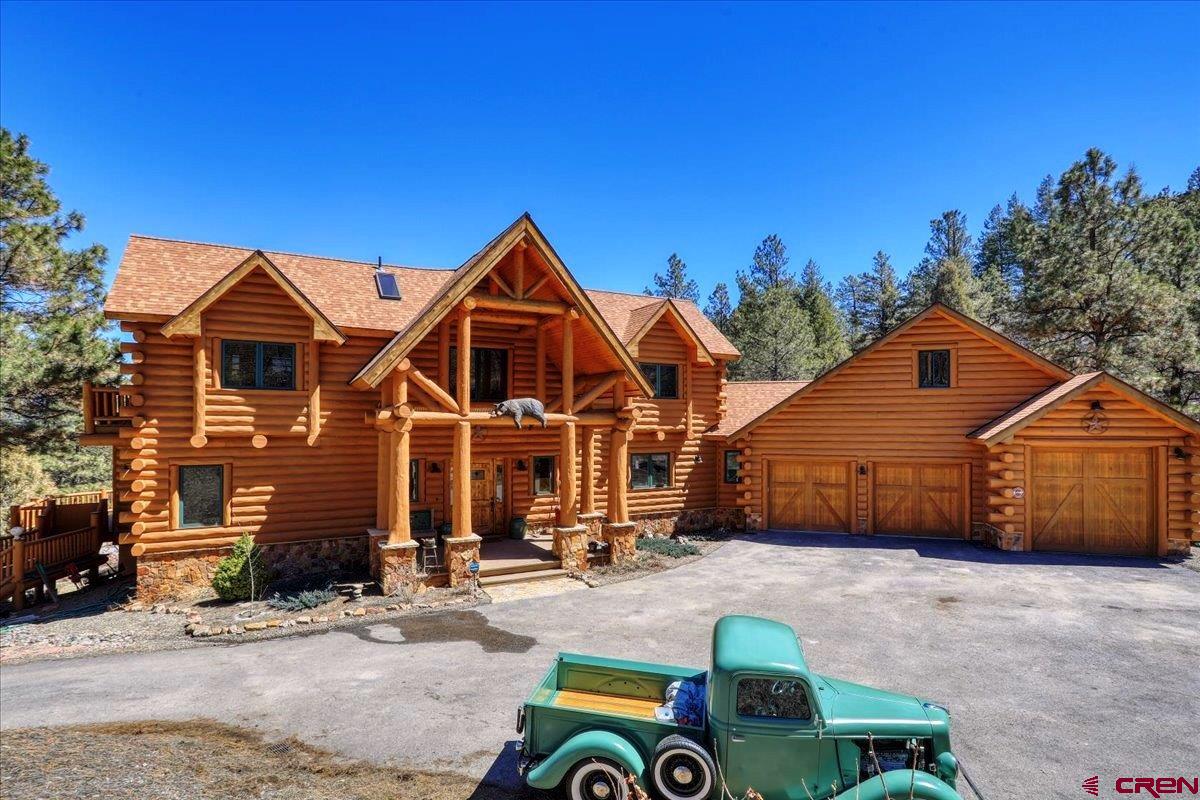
[645,253,700,302]
[1012,149,1175,375]
[798,259,850,372]
[905,210,978,315]
[704,282,733,336]
[742,234,795,292]
[972,201,1022,330]
[862,250,902,339]
[729,285,818,380]
[835,273,870,351]
[1,129,117,464]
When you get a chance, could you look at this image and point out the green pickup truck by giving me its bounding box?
[517,615,965,800]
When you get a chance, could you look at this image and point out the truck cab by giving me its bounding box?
[518,615,962,800]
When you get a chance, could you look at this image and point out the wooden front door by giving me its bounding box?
[767,460,852,532]
[469,459,506,536]
[1030,448,1153,556]
[872,462,965,538]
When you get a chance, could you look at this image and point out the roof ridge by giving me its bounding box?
[584,287,700,307]
[128,234,452,273]
[728,379,810,384]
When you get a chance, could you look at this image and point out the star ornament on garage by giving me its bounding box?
[1082,775,1100,796]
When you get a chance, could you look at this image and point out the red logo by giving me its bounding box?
[1083,776,1099,796]
[1115,778,1200,797]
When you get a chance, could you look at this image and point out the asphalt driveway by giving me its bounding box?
[2,532,1197,799]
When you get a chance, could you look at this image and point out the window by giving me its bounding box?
[735,678,812,721]
[178,464,225,528]
[918,349,951,389]
[630,453,671,489]
[409,459,421,502]
[639,363,679,399]
[221,340,296,390]
[448,347,509,402]
[532,456,556,496]
[375,271,402,300]
[724,450,740,484]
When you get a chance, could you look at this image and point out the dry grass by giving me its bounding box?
[0,720,523,800]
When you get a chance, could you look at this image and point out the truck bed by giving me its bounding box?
[549,688,662,721]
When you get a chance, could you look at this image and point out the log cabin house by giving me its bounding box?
[85,214,1199,601]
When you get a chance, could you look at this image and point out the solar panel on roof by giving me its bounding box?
[375,271,401,300]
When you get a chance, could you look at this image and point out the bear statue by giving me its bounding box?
[490,398,548,429]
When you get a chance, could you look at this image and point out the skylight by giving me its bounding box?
[375,271,401,300]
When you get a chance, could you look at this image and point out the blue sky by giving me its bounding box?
[2,1,1198,303]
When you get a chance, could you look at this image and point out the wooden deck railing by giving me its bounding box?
[9,492,109,540]
[82,382,129,433]
[1,512,104,611]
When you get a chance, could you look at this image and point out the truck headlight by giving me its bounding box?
[935,752,959,782]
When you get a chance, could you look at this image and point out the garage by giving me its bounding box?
[872,462,967,538]
[1029,448,1154,556]
[767,460,853,532]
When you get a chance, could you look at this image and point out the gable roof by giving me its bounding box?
[104,229,736,359]
[708,380,810,437]
[722,303,1073,441]
[620,299,718,365]
[159,251,345,343]
[349,213,654,394]
[585,290,739,359]
[969,371,1200,445]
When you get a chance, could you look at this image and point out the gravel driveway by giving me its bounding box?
[2,532,1197,799]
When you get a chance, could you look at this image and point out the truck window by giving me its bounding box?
[735,678,811,721]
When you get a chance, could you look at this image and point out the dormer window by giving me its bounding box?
[918,349,952,389]
[375,271,401,300]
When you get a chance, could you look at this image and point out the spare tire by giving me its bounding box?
[649,735,716,800]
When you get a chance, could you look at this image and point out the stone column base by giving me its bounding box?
[444,534,483,588]
[602,522,637,565]
[554,525,590,573]
[578,512,605,538]
[1166,538,1192,557]
[378,539,420,596]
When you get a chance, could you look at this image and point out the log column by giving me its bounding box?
[608,424,630,524]
[445,418,482,588]
[561,310,576,414]
[456,303,472,414]
[560,421,578,526]
[377,374,418,596]
[191,338,207,447]
[580,426,596,515]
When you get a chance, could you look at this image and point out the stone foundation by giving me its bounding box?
[974,523,1024,552]
[377,540,420,596]
[444,534,482,588]
[602,522,637,565]
[1166,538,1193,558]
[631,507,745,538]
[579,512,605,538]
[136,535,371,602]
[553,525,590,572]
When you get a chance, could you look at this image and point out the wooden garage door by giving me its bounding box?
[872,462,966,538]
[768,460,852,532]
[1030,448,1153,556]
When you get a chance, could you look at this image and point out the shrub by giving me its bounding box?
[211,533,268,601]
[0,445,57,510]
[636,537,700,558]
[267,586,338,612]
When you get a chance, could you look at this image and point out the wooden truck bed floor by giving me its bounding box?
[550,689,661,720]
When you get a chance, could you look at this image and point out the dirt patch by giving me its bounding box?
[0,720,529,800]
[348,609,538,652]
[585,531,731,588]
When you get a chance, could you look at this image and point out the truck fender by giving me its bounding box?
[832,770,963,800]
[526,730,647,791]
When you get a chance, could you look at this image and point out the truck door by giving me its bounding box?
[721,675,824,799]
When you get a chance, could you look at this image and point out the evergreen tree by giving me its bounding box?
[742,234,795,292]
[798,259,849,371]
[704,282,733,336]
[971,202,1021,330]
[905,210,978,315]
[1,130,117,470]
[1011,149,1175,376]
[862,250,902,339]
[729,284,818,380]
[644,252,700,302]
[835,273,870,351]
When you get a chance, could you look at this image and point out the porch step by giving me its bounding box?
[478,558,561,578]
[479,567,568,587]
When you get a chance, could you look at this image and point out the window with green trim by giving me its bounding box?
[532,456,556,496]
[724,450,740,484]
[221,340,296,390]
[630,453,671,489]
[178,464,224,528]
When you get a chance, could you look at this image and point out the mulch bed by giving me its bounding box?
[0,720,527,800]
[585,531,732,587]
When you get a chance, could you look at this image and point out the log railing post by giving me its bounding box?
[82,381,95,434]
[11,534,25,611]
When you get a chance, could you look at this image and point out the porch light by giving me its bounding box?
[1090,400,1104,411]
[428,462,442,474]
[1174,447,1188,461]
[694,454,703,464]
[516,459,528,472]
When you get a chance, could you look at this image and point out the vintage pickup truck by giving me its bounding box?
[517,615,965,800]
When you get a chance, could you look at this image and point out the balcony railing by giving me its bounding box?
[82,381,130,434]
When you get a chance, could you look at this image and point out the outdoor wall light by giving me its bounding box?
[516,459,528,471]
[1174,447,1188,461]
[695,454,703,464]
[1091,399,1105,411]
[428,462,442,474]
[858,464,868,476]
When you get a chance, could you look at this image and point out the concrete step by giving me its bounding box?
[479,568,569,587]
[478,559,561,578]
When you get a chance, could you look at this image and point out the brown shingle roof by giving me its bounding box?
[709,380,810,437]
[968,373,1102,442]
[106,235,739,358]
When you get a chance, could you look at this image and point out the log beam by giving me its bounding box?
[408,367,459,413]
[307,341,321,444]
[472,294,568,315]
[514,241,526,298]
[192,338,206,446]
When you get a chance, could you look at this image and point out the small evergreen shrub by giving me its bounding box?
[267,586,338,611]
[636,537,700,558]
[211,533,268,601]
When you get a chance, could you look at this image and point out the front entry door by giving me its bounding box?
[469,459,507,536]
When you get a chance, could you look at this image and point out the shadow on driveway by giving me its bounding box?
[746,529,1173,569]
